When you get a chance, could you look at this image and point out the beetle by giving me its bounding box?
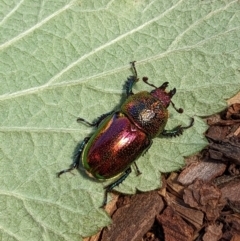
[57,61,194,206]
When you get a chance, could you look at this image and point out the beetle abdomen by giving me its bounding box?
[82,112,150,179]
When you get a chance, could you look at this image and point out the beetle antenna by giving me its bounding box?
[142,77,157,89]
[171,101,183,113]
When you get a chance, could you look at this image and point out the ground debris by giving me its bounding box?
[156,206,194,241]
[88,104,240,241]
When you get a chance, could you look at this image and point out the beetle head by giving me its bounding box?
[142,77,183,113]
[148,80,175,108]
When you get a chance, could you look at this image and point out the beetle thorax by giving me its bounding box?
[139,109,155,122]
[121,91,168,138]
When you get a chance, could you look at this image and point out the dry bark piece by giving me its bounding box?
[178,159,226,185]
[208,137,240,164]
[225,214,240,233]
[228,200,240,214]
[166,172,185,197]
[165,174,204,230]
[205,104,240,163]
[206,124,230,140]
[171,201,203,231]
[157,175,167,197]
[220,179,240,212]
[202,223,223,241]
[231,234,240,241]
[207,113,223,126]
[220,178,240,201]
[205,104,240,164]
[234,126,240,136]
[221,214,240,240]
[208,104,240,125]
[183,179,224,222]
[156,206,194,241]
[165,193,204,231]
[224,103,240,120]
[213,175,239,186]
[101,191,164,241]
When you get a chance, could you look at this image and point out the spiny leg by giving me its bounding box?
[77,111,114,127]
[102,167,132,207]
[162,117,194,137]
[57,137,90,177]
[126,61,139,97]
[131,60,138,77]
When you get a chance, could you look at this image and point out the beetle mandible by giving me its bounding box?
[58,61,194,206]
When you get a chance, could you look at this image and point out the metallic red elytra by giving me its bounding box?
[58,61,194,206]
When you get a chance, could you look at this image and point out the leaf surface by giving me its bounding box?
[0,0,239,239]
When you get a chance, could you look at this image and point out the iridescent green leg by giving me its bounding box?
[126,61,139,97]
[57,137,90,177]
[102,167,132,207]
[162,118,194,137]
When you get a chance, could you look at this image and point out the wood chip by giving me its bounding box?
[101,191,164,241]
[156,207,194,241]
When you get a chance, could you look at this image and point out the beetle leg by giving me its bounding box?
[57,137,90,177]
[126,76,136,96]
[102,167,132,207]
[130,61,138,77]
[133,162,142,175]
[126,61,139,97]
[162,118,194,137]
[77,111,114,127]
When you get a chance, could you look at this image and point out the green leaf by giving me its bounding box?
[0,0,239,240]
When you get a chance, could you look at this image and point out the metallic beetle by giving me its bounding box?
[58,61,194,206]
